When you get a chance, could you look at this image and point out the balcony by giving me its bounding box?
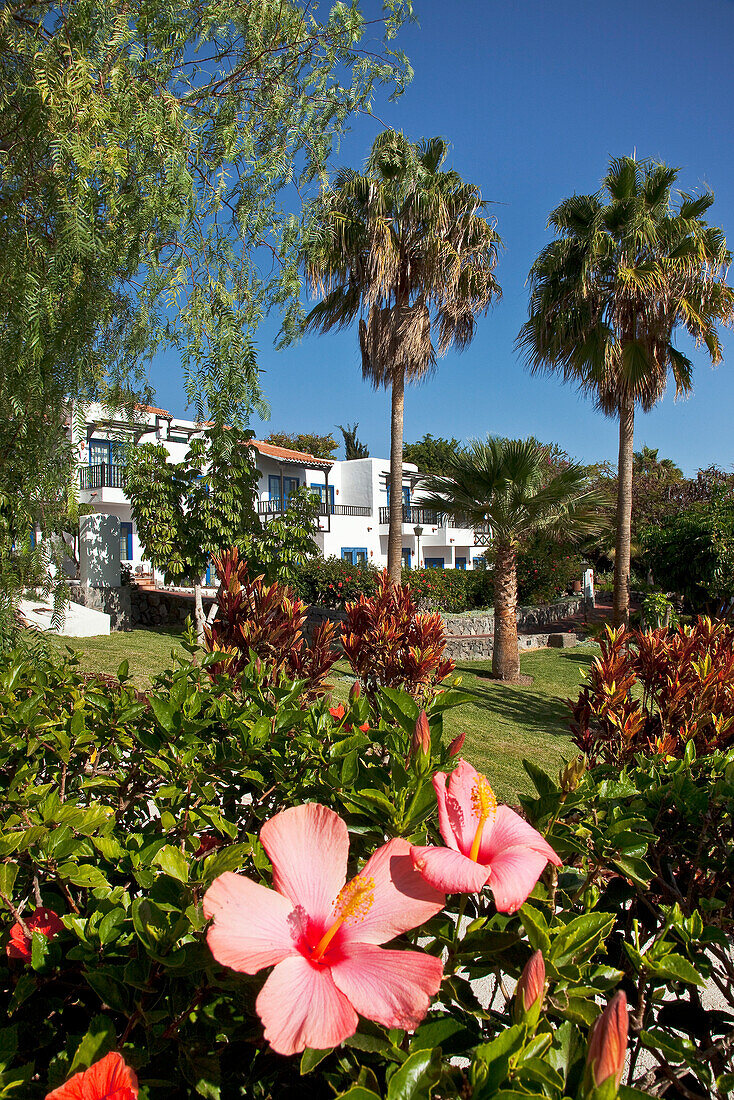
[378,505,443,526]
[80,464,126,491]
[258,499,371,518]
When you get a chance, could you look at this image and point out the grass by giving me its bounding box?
[47,628,597,802]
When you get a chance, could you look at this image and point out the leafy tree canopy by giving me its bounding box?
[642,500,734,614]
[264,431,338,461]
[404,434,466,475]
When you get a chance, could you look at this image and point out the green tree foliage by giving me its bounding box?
[0,0,413,620]
[303,128,502,582]
[404,433,466,475]
[642,500,734,613]
[251,486,322,587]
[422,437,610,680]
[124,426,261,639]
[337,422,370,459]
[264,431,338,461]
[519,155,734,627]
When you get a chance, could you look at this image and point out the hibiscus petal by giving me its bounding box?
[45,1052,138,1100]
[479,806,561,868]
[445,759,483,853]
[433,771,459,851]
[260,804,349,926]
[487,845,553,913]
[331,942,443,1030]
[256,955,358,1055]
[411,845,490,894]
[339,838,444,946]
[203,872,296,974]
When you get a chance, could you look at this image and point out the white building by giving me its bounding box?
[72,403,487,580]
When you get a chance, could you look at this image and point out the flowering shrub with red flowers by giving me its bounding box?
[0,635,731,1097]
[514,533,583,605]
[292,555,380,608]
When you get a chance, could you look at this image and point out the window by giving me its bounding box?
[455,557,467,570]
[268,475,281,504]
[401,547,412,569]
[310,482,335,509]
[283,476,300,504]
[386,484,411,507]
[89,438,126,466]
[425,557,444,569]
[120,522,133,561]
[342,547,368,566]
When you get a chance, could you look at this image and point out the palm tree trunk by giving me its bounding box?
[194,576,206,644]
[387,366,405,584]
[613,397,635,628]
[492,539,520,680]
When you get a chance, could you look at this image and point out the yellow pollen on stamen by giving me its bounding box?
[469,775,497,862]
[311,875,375,961]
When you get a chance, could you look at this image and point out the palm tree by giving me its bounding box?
[303,129,501,583]
[517,156,734,627]
[421,437,610,681]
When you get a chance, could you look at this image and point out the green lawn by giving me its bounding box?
[47,628,596,801]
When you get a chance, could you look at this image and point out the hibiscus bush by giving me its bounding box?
[0,636,732,1097]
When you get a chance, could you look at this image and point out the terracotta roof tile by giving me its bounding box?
[134,403,172,418]
[250,439,334,468]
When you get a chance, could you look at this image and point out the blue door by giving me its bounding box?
[401,547,412,569]
[455,557,467,570]
[342,547,368,565]
[120,522,133,561]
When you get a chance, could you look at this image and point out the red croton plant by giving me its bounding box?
[570,617,734,765]
[341,572,455,705]
[203,548,338,702]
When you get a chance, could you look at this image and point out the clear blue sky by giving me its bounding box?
[150,0,734,475]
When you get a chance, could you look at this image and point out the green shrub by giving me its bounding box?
[292,554,380,607]
[1,633,733,1096]
[515,533,582,604]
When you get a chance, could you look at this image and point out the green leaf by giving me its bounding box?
[149,697,177,734]
[549,911,615,966]
[300,1047,332,1074]
[56,863,109,889]
[519,904,551,954]
[153,844,189,883]
[69,1015,116,1075]
[647,953,705,987]
[386,1049,440,1100]
[117,659,129,681]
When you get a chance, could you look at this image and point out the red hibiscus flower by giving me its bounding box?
[46,1052,138,1099]
[7,908,63,962]
[329,705,346,720]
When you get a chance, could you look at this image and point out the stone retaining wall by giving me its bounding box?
[129,585,216,629]
[67,582,132,631]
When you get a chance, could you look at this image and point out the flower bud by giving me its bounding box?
[513,950,545,1026]
[559,754,587,793]
[586,991,628,1092]
[253,656,262,679]
[349,681,361,702]
[411,710,431,757]
[448,732,466,758]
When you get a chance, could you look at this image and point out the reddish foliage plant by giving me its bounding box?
[570,618,734,765]
[341,572,455,705]
[203,548,337,702]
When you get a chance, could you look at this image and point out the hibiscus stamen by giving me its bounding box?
[311,875,375,961]
[469,775,497,862]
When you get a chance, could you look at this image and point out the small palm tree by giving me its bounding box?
[518,156,734,626]
[303,129,501,583]
[421,438,610,681]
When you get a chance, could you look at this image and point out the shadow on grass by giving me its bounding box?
[458,681,572,739]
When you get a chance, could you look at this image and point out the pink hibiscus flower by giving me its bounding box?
[203,803,445,1055]
[411,759,561,914]
[7,907,64,962]
[46,1051,138,1099]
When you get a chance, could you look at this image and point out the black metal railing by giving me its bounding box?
[80,464,126,490]
[378,505,443,526]
[258,499,371,518]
